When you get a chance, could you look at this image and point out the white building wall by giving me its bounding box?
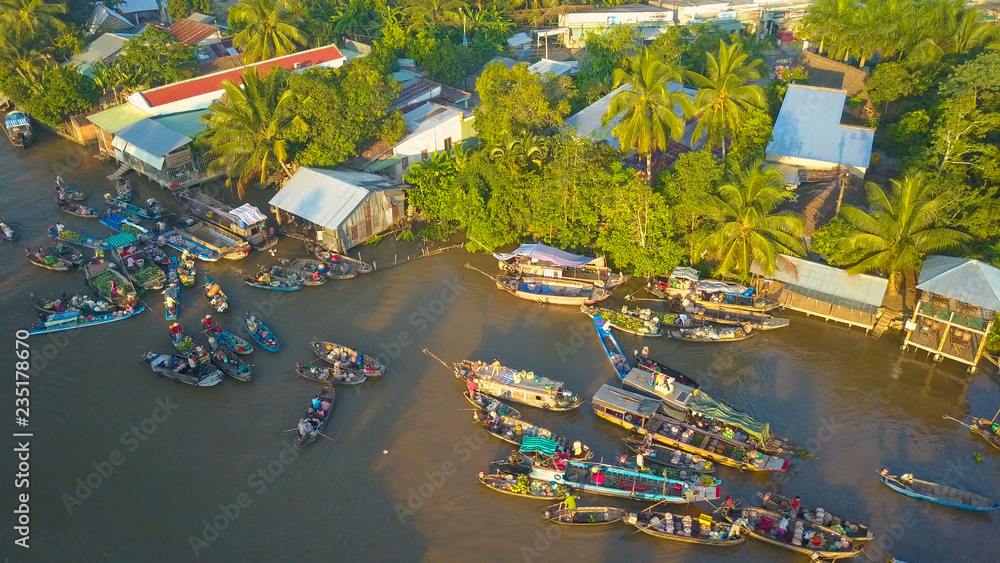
[392,114,464,177]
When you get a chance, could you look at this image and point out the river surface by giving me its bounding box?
[1,131,998,562]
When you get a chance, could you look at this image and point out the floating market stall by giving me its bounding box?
[494,242,626,292]
[176,189,273,250]
[105,232,166,291]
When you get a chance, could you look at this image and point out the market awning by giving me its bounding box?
[493,243,595,267]
[670,266,700,282]
[112,117,193,170]
[104,232,137,248]
[519,437,558,457]
[5,112,30,127]
[231,204,267,227]
[697,280,755,298]
[687,392,770,446]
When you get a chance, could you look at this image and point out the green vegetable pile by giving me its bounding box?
[134,265,164,285]
[174,336,194,353]
[89,271,119,298]
[120,223,144,236]
[600,308,662,335]
[58,230,85,242]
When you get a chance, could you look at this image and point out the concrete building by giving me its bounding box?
[558,3,674,46]
[365,102,468,180]
[766,84,875,179]
[86,3,133,35]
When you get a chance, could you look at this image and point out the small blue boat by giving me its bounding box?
[244,312,279,352]
[593,315,631,380]
[105,195,159,220]
[100,213,151,236]
[880,471,1000,511]
[160,230,220,262]
[29,306,145,335]
[210,328,253,354]
[164,285,179,321]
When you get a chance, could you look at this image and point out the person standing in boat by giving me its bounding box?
[491,358,502,378]
[202,315,213,331]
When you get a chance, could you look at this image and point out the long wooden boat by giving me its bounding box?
[758,492,873,542]
[159,230,221,262]
[110,235,166,291]
[265,264,326,286]
[48,227,111,250]
[496,274,612,305]
[203,276,229,312]
[0,218,15,240]
[29,292,114,315]
[591,385,789,472]
[55,177,85,200]
[178,254,196,286]
[164,285,179,321]
[624,435,716,474]
[476,411,592,460]
[294,363,368,385]
[142,351,224,387]
[244,312,279,352]
[244,273,302,291]
[649,272,781,315]
[50,241,87,266]
[627,511,748,545]
[543,504,628,525]
[443,355,582,411]
[478,471,568,500]
[279,257,356,280]
[593,315,631,381]
[674,304,789,330]
[633,352,700,389]
[56,198,100,218]
[308,243,373,273]
[5,110,33,147]
[28,305,143,335]
[114,179,133,201]
[529,458,721,503]
[720,507,863,559]
[465,389,522,419]
[581,305,663,337]
[295,388,336,448]
[311,339,384,376]
[666,325,755,342]
[106,196,159,220]
[207,343,253,382]
[26,249,73,271]
[184,222,250,260]
[176,189,275,250]
[494,242,626,292]
[208,327,253,355]
[879,471,999,511]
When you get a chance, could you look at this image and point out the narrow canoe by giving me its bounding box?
[720,507,862,559]
[311,339,384,376]
[593,315,631,381]
[244,313,279,352]
[464,390,522,419]
[581,305,664,337]
[204,277,229,312]
[280,257,356,280]
[478,471,568,500]
[244,274,302,291]
[880,472,999,511]
[49,228,112,250]
[26,250,73,271]
[164,285,179,321]
[208,344,253,382]
[209,328,253,355]
[628,511,748,545]
[665,326,756,342]
[624,436,717,474]
[295,388,336,448]
[758,492,873,542]
[294,363,368,385]
[543,505,628,525]
[142,351,224,387]
[56,199,100,218]
[476,411,592,460]
[266,264,325,286]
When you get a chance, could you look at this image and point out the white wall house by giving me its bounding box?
[367,102,467,180]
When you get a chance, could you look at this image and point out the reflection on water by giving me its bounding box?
[1,131,998,562]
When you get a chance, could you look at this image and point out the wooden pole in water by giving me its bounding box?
[992,407,1000,423]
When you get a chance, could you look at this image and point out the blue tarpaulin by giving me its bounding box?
[494,243,595,267]
[5,112,30,128]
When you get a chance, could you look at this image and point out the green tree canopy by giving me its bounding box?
[229,0,307,63]
[474,62,572,147]
[0,0,66,45]
[118,27,197,86]
[660,149,723,264]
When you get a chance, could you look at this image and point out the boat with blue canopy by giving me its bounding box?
[5,110,33,148]
[494,242,626,291]
[29,305,144,335]
[528,456,721,503]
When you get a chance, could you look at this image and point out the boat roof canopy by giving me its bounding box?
[494,243,595,267]
[687,392,770,444]
[520,437,558,457]
[697,280,755,298]
[670,266,700,282]
[592,384,660,417]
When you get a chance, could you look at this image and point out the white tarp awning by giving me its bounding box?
[231,203,267,227]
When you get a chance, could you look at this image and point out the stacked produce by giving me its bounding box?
[174,336,195,354]
[57,230,88,243]
[134,265,164,286]
[120,223,145,237]
[89,270,125,299]
[506,475,566,497]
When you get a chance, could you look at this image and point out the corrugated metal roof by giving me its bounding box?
[105,232,137,247]
[139,44,345,108]
[591,384,660,417]
[752,254,888,313]
[118,0,159,13]
[767,85,875,168]
[268,167,403,231]
[917,255,1000,312]
[152,109,208,137]
[71,33,128,66]
[115,118,192,157]
[87,104,151,133]
[168,18,220,45]
[527,59,577,76]
[507,32,532,46]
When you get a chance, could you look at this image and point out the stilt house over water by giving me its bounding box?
[902,256,1000,373]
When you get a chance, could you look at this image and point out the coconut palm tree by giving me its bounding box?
[603,49,692,185]
[801,0,854,56]
[230,0,307,63]
[833,171,970,295]
[200,69,306,198]
[0,0,66,43]
[699,159,805,281]
[687,41,765,161]
[0,44,47,83]
[403,0,467,28]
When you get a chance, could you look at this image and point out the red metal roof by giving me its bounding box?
[139,44,345,108]
[167,18,220,46]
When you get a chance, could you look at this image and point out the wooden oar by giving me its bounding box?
[422,348,452,371]
[992,407,1000,424]
[277,428,297,434]
[316,431,336,443]
[943,415,973,429]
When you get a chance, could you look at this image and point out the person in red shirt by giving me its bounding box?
[202,315,213,330]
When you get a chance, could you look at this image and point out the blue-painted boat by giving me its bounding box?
[48,226,112,250]
[114,179,133,201]
[243,312,279,352]
[105,195,158,220]
[101,213,151,236]
[164,285,179,320]
[880,472,999,511]
[160,230,220,262]
[209,327,253,354]
[28,305,145,335]
[529,457,721,503]
[593,315,631,381]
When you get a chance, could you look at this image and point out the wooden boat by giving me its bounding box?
[55,177,85,200]
[478,471,568,500]
[529,458,721,503]
[465,389,522,419]
[633,352,700,389]
[30,292,114,315]
[114,179,133,201]
[5,110,33,147]
[208,327,253,355]
[308,243,373,273]
[593,315,631,381]
[627,510,748,545]
[581,305,663,337]
[441,355,582,411]
[51,240,87,266]
[591,385,789,472]
[100,213,149,237]
[244,312,279,352]
[671,303,789,331]
[294,388,336,448]
[48,227,111,250]
[105,197,160,222]
[311,339,385,376]
[164,285,179,320]
[56,198,100,218]
[294,363,368,385]
[543,504,628,525]
[279,257,356,280]
[624,436,716,474]
[944,414,1000,450]
[203,276,229,312]
[665,325,756,342]
[178,254,196,286]
[165,256,181,288]
[720,507,863,559]
[141,351,224,387]
[183,222,250,260]
[649,271,781,315]
[476,411,592,460]
[159,230,221,262]
[28,305,144,335]
[265,264,326,285]
[25,249,73,271]
[244,273,302,291]
[495,242,626,293]
[109,235,166,291]
[207,343,253,382]
[176,189,275,250]
[758,492,873,542]
[879,471,999,511]
[0,218,15,241]
[495,273,612,305]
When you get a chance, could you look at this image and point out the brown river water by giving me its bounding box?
[1,131,998,562]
